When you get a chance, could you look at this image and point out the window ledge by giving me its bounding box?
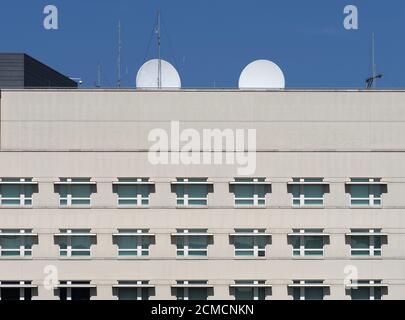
[234,206,267,209]
[117,257,151,260]
[58,206,92,209]
[0,257,33,260]
[292,256,325,260]
[175,206,209,209]
[233,257,267,260]
[0,206,33,209]
[58,257,92,260]
[349,206,383,209]
[350,256,383,260]
[175,257,209,260]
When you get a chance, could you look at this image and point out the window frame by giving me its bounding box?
[232,229,268,258]
[114,230,153,257]
[289,229,327,257]
[348,229,384,257]
[347,178,384,207]
[114,178,153,208]
[0,281,35,301]
[231,178,269,207]
[172,178,211,207]
[174,281,210,301]
[56,178,94,207]
[290,280,328,300]
[289,178,327,207]
[56,230,94,257]
[0,178,36,207]
[232,280,269,300]
[0,229,36,257]
[174,229,211,257]
[347,280,385,300]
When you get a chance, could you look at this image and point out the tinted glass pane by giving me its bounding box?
[71,185,91,198]
[2,185,20,198]
[304,185,323,198]
[71,236,91,250]
[188,185,207,198]
[305,288,324,300]
[305,237,323,249]
[189,236,207,249]
[351,288,370,300]
[234,237,253,249]
[235,288,254,300]
[235,185,254,198]
[71,288,90,301]
[1,288,20,300]
[118,288,138,300]
[118,237,137,249]
[189,288,208,300]
[1,236,19,249]
[117,186,136,198]
[352,236,369,249]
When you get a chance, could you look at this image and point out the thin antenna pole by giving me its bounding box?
[157,10,162,88]
[118,20,122,88]
[97,62,102,88]
[372,32,376,88]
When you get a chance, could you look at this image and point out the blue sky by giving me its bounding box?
[0,0,403,89]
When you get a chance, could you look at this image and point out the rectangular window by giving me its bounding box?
[56,230,94,257]
[58,281,93,300]
[349,281,383,300]
[231,178,268,207]
[114,178,152,207]
[115,281,151,300]
[348,179,384,206]
[290,178,326,207]
[233,229,267,257]
[175,229,209,257]
[173,178,210,206]
[114,230,152,257]
[290,229,326,257]
[292,281,326,300]
[0,178,36,207]
[175,281,209,300]
[0,230,35,257]
[349,229,383,257]
[233,281,267,300]
[57,178,94,207]
[0,281,33,300]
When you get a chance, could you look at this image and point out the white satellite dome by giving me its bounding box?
[238,59,285,89]
[136,59,181,89]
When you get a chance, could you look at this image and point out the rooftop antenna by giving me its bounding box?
[155,10,162,88]
[366,32,383,89]
[96,62,102,88]
[117,20,122,88]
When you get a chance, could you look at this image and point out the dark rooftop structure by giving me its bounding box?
[0,53,77,89]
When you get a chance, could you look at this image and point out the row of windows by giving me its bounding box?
[0,228,387,258]
[0,280,387,301]
[0,177,387,208]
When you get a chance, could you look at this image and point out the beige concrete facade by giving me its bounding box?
[0,89,404,300]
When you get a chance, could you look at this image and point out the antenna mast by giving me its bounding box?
[118,20,122,88]
[156,10,162,88]
[365,32,383,89]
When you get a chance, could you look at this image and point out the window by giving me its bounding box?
[232,281,269,300]
[348,229,384,257]
[289,178,327,207]
[173,178,211,206]
[232,229,267,257]
[174,281,210,300]
[174,229,210,257]
[291,281,327,300]
[0,230,36,257]
[231,178,269,207]
[113,178,153,207]
[56,230,94,257]
[114,229,153,257]
[348,280,385,300]
[290,229,327,257]
[58,281,94,300]
[347,178,384,206]
[56,178,95,207]
[0,281,34,300]
[0,178,37,207]
[114,281,152,300]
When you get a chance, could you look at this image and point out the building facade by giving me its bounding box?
[0,89,404,300]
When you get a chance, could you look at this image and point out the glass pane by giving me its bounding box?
[235,250,253,256]
[189,236,207,250]
[304,185,323,198]
[119,251,137,256]
[351,288,370,300]
[71,236,91,250]
[305,288,324,300]
[2,199,20,206]
[24,185,34,198]
[305,237,323,249]
[175,185,185,198]
[188,185,208,199]
[59,185,68,198]
[72,251,90,256]
[118,288,138,300]
[292,237,300,250]
[235,199,254,206]
[234,185,254,198]
[304,199,323,205]
[117,185,136,198]
[1,288,20,300]
[291,185,300,198]
[351,185,369,199]
[188,199,207,206]
[371,185,382,197]
[71,288,90,301]
[351,199,370,206]
[189,250,207,256]
[118,199,137,205]
[71,185,92,198]
[2,185,20,198]
[374,288,382,300]
[1,236,19,249]
[118,237,137,249]
[189,288,208,300]
[71,199,90,205]
[138,185,150,198]
[351,236,369,249]
[293,288,301,300]
[235,288,254,300]
[234,237,253,249]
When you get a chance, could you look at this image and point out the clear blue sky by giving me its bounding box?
[0,0,403,89]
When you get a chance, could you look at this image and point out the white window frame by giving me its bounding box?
[0,178,36,207]
[349,229,384,257]
[0,229,36,257]
[232,281,269,300]
[174,230,210,257]
[56,230,94,257]
[174,281,210,300]
[289,229,327,257]
[114,230,153,257]
[231,178,269,207]
[290,178,326,207]
[57,281,94,301]
[114,179,153,207]
[348,178,384,207]
[290,281,328,300]
[232,229,267,257]
[0,281,34,301]
[114,281,152,301]
[57,178,94,207]
[173,179,211,207]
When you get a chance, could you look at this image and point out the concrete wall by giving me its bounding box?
[0,89,404,300]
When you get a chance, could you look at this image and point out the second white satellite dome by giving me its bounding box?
[136,59,181,89]
[238,59,285,89]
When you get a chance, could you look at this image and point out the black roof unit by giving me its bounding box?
[0,53,77,89]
